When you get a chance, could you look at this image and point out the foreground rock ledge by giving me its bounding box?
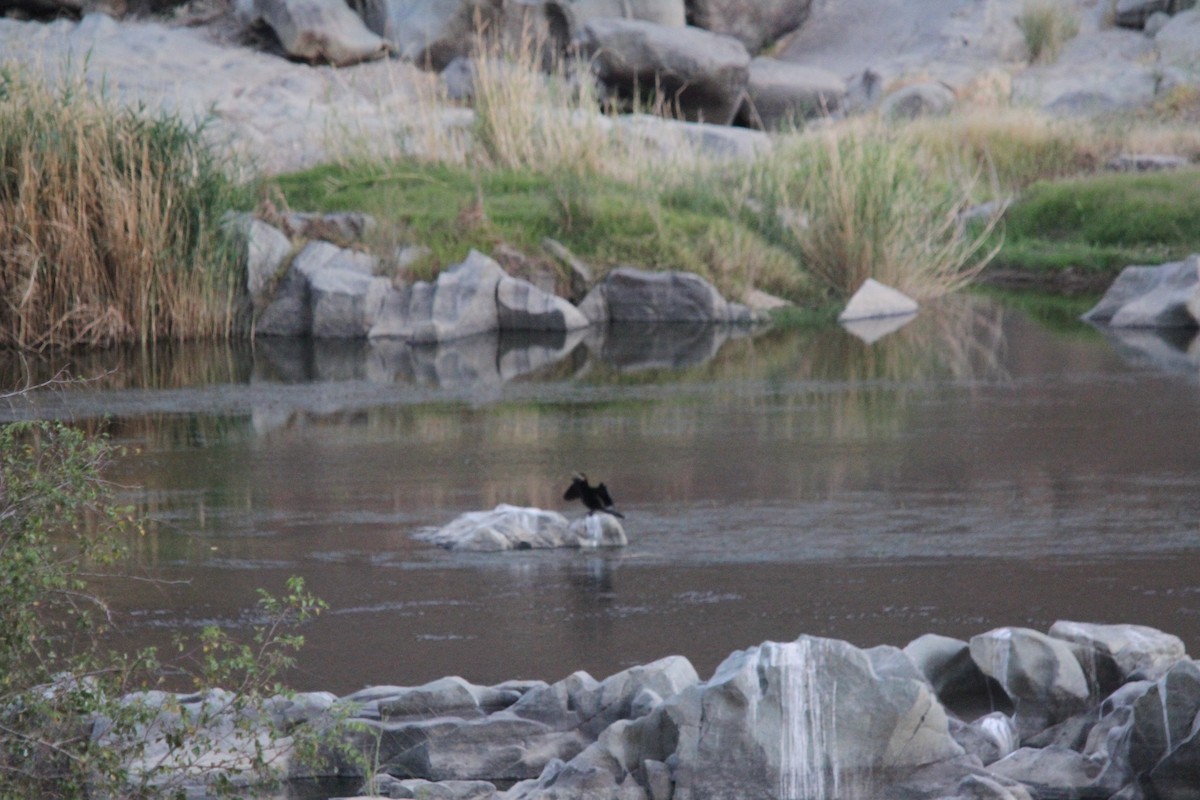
[99,620,1200,800]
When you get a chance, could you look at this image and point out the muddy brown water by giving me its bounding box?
[5,295,1200,694]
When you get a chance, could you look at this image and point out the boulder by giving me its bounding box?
[255,264,312,337]
[366,776,498,799]
[880,81,957,118]
[1081,255,1200,328]
[370,250,506,343]
[1106,153,1191,172]
[738,57,845,129]
[583,266,757,324]
[969,627,1092,735]
[668,636,963,798]
[1125,659,1200,776]
[1113,0,1172,29]
[952,712,1020,766]
[612,114,773,160]
[247,0,390,65]
[687,0,813,54]
[987,746,1124,799]
[1156,8,1200,72]
[358,0,501,69]
[416,504,627,551]
[1013,29,1160,114]
[575,18,751,124]
[838,279,919,322]
[496,275,590,332]
[1049,621,1188,691]
[904,633,992,703]
[224,214,292,310]
[543,0,686,44]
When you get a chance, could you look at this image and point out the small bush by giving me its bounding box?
[0,417,340,798]
[0,67,249,350]
[1018,0,1080,64]
[756,124,1003,301]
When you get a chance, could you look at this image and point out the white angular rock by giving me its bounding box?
[838,278,919,322]
[416,504,626,551]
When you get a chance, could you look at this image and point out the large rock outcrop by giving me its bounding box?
[574,18,751,125]
[686,0,814,54]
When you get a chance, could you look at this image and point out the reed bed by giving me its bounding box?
[0,67,247,350]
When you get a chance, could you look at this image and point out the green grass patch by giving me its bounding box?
[265,159,811,301]
[989,168,1200,278]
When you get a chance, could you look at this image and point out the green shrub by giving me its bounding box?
[1018,0,1080,64]
[0,418,340,798]
[755,124,1004,301]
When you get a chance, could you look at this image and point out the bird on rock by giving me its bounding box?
[563,473,624,518]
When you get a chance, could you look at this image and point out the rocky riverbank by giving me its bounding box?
[2,1,1198,174]
[102,620,1199,800]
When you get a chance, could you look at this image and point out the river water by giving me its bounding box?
[5,294,1200,694]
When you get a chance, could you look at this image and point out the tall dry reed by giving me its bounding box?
[759,123,1004,301]
[0,67,246,350]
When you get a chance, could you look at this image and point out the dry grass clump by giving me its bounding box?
[1017,0,1080,64]
[0,67,246,350]
[904,107,1108,193]
[758,123,1004,301]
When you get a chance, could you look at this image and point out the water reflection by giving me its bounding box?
[9,295,1200,693]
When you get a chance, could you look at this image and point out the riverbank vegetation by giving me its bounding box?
[0,67,248,350]
[3,43,1200,350]
[0,415,344,797]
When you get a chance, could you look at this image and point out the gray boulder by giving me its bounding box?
[687,0,813,54]
[969,627,1092,735]
[668,636,963,798]
[366,776,498,799]
[255,240,386,337]
[247,0,390,65]
[575,19,751,124]
[371,250,505,343]
[583,266,757,324]
[1049,620,1188,690]
[1013,29,1160,114]
[224,214,292,310]
[1082,255,1200,328]
[904,633,992,703]
[612,114,773,160]
[1156,8,1200,72]
[416,504,627,551]
[880,81,957,118]
[544,0,685,43]
[738,57,845,129]
[496,275,590,331]
[359,0,501,69]
[987,746,1124,799]
[1126,659,1200,776]
[953,712,1020,766]
[1113,0,1172,29]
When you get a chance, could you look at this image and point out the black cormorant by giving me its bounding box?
[563,473,624,518]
